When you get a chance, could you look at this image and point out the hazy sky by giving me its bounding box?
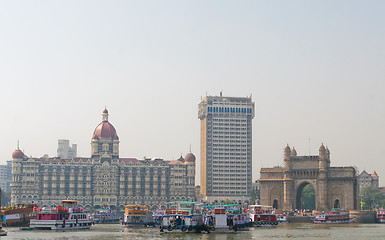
[1,1,384,185]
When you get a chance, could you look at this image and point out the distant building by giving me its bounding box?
[11,109,196,210]
[57,139,77,159]
[358,170,379,192]
[0,161,12,193]
[198,93,255,202]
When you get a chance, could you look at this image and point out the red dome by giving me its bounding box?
[184,152,196,162]
[12,149,25,159]
[92,121,119,140]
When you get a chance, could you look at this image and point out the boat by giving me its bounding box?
[91,209,120,224]
[1,204,34,227]
[122,205,151,227]
[248,205,278,226]
[152,209,164,228]
[29,200,93,230]
[160,201,206,233]
[203,204,249,233]
[0,226,7,236]
[276,213,287,222]
[377,210,385,223]
[312,208,354,224]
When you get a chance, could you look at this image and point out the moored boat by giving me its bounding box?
[0,226,7,236]
[203,204,249,233]
[123,205,151,227]
[160,201,205,233]
[377,210,385,223]
[1,204,34,227]
[312,208,353,224]
[91,209,120,224]
[29,200,93,230]
[248,205,278,227]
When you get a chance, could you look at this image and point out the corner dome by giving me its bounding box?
[291,147,297,156]
[184,152,196,162]
[92,109,119,140]
[284,144,291,152]
[12,149,25,159]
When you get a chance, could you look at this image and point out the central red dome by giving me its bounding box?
[92,109,119,140]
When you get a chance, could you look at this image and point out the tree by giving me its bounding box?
[302,184,315,210]
[360,187,385,209]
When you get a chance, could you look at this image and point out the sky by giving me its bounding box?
[0,1,384,185]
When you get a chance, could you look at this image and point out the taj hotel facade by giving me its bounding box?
[11,109,196,211]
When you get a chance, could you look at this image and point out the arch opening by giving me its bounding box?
[334,199,340,208]
[296,182,315,211]
[273,199,279,209]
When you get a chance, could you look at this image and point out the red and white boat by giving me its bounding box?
[29,200,93,230]
[312,208,353,224]
[377,210,385,223]
[248,205,278,226]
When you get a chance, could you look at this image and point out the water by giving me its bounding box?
[4,223,385,240]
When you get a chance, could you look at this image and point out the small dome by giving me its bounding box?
[184,152,196,162]
[291,147,297,156]
[319,143,325,151]
[103,108,108,114]
[12,149,25,159]
[178,156,185,162]
[371,171,378,177]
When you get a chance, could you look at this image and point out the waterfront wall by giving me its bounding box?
[349,210,376,223]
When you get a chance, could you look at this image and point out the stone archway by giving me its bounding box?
[273,199,279,209]
[334,199,340,208]
[296,182,315,210]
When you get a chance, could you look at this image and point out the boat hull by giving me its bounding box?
[313,218,354,224]
[29,220,92,230]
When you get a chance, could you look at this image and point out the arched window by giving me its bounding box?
[273,199,279,209]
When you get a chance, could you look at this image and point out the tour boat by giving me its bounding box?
[29,200,93,230]
[203,204,249,233]
[376,210,385,223]
[91,209,120,224]
[312,208,353,224]
[122,205,151,227]
[248,205,278,226]
[1,204,34,227]
[160,201,205,233]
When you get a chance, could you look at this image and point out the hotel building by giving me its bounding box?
[11,109,196,211]
[198,93,255,202]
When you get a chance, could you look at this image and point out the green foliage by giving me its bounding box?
[361,201,367,210]
[360,187,385,209]
[250,188,260,205]
[302,184,315,210]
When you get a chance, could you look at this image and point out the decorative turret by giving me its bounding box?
[284,144,291,160]
[284,144,291,169]
[291,147,297,156]
[319,143,328,169]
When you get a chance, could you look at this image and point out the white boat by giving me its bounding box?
[203,204,248,233]
[29,200,93,230]
[160,201,205,233]
[312,208,353,224]
[91,209,120,224]
[276,213,287,222]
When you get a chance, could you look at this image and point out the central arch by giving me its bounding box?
[296,182,315,210]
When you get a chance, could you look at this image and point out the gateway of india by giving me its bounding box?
[11,109,196,211]
[259,144,359,211]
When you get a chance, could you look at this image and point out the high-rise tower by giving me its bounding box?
[198,93,255,202]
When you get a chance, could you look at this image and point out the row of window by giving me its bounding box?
[208,107,252,114]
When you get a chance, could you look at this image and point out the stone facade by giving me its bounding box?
[358,170,379,193]
[259,144,359,211]
[11,109,196,211]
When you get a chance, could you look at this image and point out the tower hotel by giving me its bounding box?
[198,93,255,202]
